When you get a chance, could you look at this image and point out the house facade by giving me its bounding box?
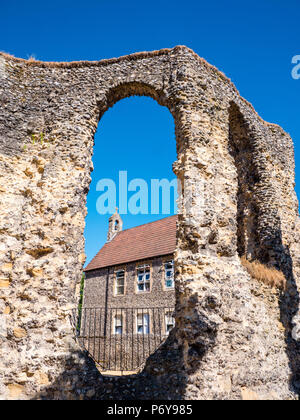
[81,212,177,371]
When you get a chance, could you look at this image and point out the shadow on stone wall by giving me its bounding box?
[229,101,300,399]
[278,241,300,398]
[32,295,215,400]
[31,260,299,400]
[31,333,186,400]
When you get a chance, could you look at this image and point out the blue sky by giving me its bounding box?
[1,0,299,263]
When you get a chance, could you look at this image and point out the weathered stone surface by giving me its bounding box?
[13,327,27,338]
[0,46,299,400]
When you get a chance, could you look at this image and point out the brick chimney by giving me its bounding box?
[107,208,123,242]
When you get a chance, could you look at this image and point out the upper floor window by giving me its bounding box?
[137,264,150,292]
[164,260,174,289]
[114,314,123,335]
[115,269,125,295]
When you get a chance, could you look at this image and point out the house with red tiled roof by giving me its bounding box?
[80,212,177,372]
[84,211,177,308]
[85,212,177,272]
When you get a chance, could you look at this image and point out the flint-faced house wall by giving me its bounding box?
[81,256,176,371]
[83,255,176,308]
[0,46,299,400]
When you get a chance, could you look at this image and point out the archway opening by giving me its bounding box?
[80,94,178,374]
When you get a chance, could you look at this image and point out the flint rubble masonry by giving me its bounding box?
[0,46,299,400]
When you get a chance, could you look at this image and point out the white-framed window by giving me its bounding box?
[115,269,125,295]
[114,314,123,335]
[136,313,150,334]
[164,260,174,289]
[165,311,175,335]
[137,264,150,292]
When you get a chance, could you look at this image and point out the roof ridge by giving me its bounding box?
[116,214,177,235]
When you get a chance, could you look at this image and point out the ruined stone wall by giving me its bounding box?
[0,46,299,400]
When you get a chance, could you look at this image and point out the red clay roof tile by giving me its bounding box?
[84,215,177,271]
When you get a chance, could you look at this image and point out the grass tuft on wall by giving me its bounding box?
[241,256,286,290]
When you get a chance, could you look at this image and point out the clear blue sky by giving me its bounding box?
[1,0,299,263]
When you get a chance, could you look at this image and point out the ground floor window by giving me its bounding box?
[114,314,123,334]
[136,313,149,334]
[165,311,175,335]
